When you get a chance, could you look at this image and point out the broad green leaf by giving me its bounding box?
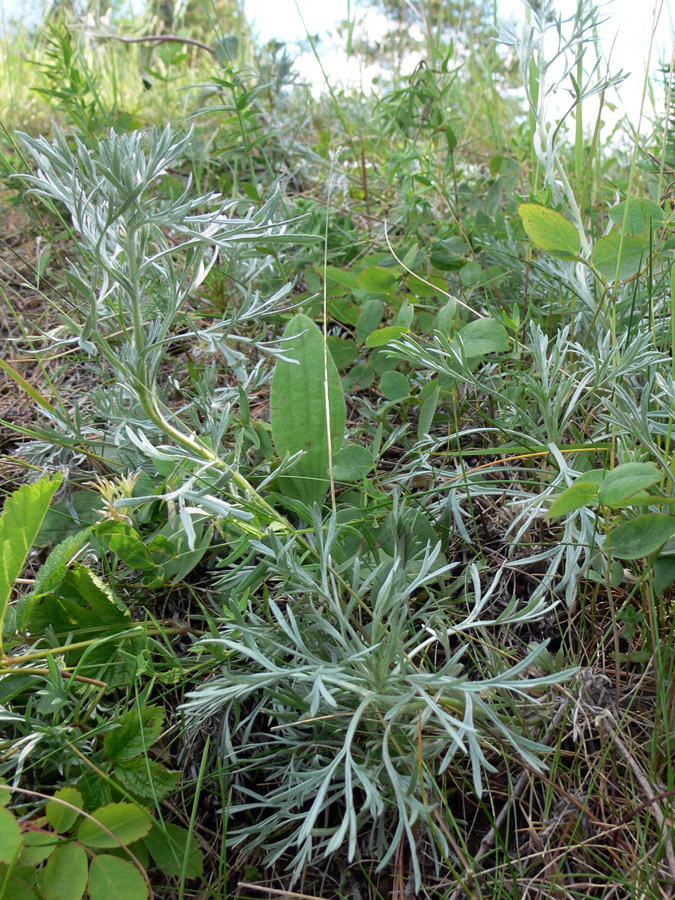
[143,822,203,880]
[30,528,93,598]
[114,759,179,800]
[380,370,411,401]
[356,299,384,344]
[323,266,360,290]
[106,531,157,572]
[365,325,411,348]
[46,788,84,834]
[77,803,152,849]
[547,481,599,518]
[271,314,346,509]
[332,444,375,482]
[395,299,414,328]
[0,475,62,650]
[591,233,649,281]
[611,515,675,560]
[327,298,360,326]
[0,806,22,863]
[325,336,358,369]
[87,855,148,900]
[342,363,374,392]
[0,865,38,900]
[20,830,60,866]
[356,266,398,294]
[609,198,663,235]
[519,203,580,259]
[104,706,164,762]
[597,462,661,508]
[454,318,510,358]
[22,563,129,639]
[43,842,88,900]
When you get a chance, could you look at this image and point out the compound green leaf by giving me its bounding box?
[46,787,84,834]
[43,842,87,900]
[87,855,148,900]
[143,822,204,880]
[77,803,152,849]
[0,806,22,864]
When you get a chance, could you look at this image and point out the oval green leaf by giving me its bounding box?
[597,462,661,508]
[365,325,411,348]
[519,203,580,259]
[548,481,599,518]
[591,233,649,282]
[0,806,22,864]
[43,842,88,900]
[77,803,152,849]
[611,515,675,560]
[88,855,148,900]
[46,787,84,834]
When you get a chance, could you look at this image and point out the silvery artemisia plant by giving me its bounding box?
[183,513,576,886]
[19,124,311,537]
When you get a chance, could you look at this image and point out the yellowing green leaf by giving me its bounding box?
[519,203,580,259]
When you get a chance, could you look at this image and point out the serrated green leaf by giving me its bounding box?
[0,475,62,650]
[115,759,179,800]
[548,481,599,518]
[143,822,203,880]
[106,531,157,572]
[0,806,23,864]
[519,203,580,259]
[87,855,148,900]
[43,842,88,900]
[365,325,411,348]
[270,314,346,508]
[611,515,675,559]
[597,463,661,508]
[591,233,649,281]
[46,787,84,834]
[77,803,152,849]
[104,706,164,762]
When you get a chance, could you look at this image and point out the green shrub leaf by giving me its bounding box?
[611,515,675,559]
[591,233,649,281]
[43,842,88,900]
[365,325,411,348]
[0,474,62,649]
[87,854,148,900]
[597,462,661,508]
[519,203,580,259]
[0,806,23,864]
[46,788,84,834]
[143,822,204,879]
[104,706,164,763]
[77,803,152,849]
[548,481,599,518]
